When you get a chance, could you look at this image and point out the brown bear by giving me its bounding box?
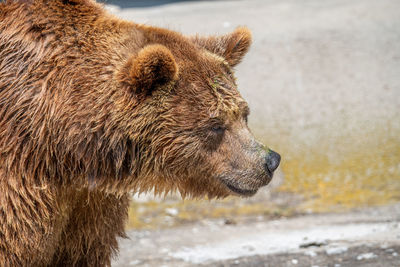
[0,0,281,266]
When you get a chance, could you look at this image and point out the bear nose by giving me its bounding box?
[265,150,281,173]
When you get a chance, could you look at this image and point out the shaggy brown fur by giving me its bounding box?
[0,0,279,266]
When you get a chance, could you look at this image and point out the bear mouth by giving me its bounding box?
[219,178,258,197]
[225,183,258,196]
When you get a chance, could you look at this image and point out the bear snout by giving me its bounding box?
[265,150,281,175]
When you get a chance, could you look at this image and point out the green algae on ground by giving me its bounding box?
[126,197,293,229]
[126,121,400,229]
[278,130,400,212]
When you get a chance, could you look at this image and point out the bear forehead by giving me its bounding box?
[168,50,248,120]
[171,77,248,122]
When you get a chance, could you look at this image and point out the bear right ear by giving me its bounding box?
[191,27,252,67]
[117,44,178,96]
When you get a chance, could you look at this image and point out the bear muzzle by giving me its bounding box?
[219,149,281,197]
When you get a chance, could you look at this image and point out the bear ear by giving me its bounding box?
[192,27,252,67]
[117,44,179,96]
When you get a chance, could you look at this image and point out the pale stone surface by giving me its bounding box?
[106,0,400,156]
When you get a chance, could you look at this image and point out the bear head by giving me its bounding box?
[112,26,281,198]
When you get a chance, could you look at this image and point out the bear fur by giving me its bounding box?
[0,0,277,266]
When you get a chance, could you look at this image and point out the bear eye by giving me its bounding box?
[211,125,226,134]
[203,123,226,150]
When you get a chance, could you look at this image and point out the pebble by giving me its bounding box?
[304,250,317,257]
[356,252,377,260]
[326,246,348,255]
[224,218,237,225]
[291,259,298,265]
[165,208,179,216]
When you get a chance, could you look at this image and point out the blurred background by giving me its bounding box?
[101,0,400,266]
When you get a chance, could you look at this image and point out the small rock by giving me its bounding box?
[291,259,298,265]
[356,253,377,260]
[165,208,179,216]
[393,252,398,257]
[224,218,237,225]
[334,264,341,267]
[326,246,348,255]
[304,251,317,257]
[300,241,327,248]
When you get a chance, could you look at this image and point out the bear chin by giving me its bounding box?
[224,183,258,197]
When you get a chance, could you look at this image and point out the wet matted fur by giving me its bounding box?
[0,0,276,265]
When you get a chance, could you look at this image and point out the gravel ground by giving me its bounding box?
[209,245,400,267]
[113,204,400,266]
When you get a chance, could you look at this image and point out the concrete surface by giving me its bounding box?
[105,0,400,156]
[113,204,400,266]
